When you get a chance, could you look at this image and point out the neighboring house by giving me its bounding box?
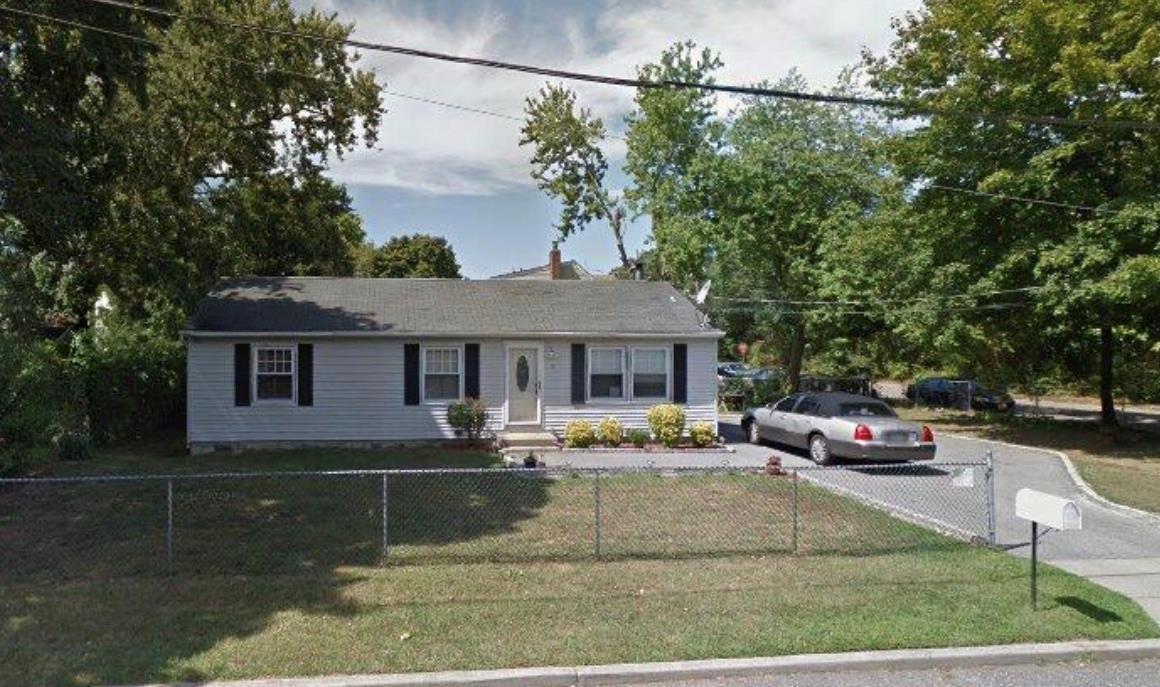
[182,277,722,453]
[490,245,607,280]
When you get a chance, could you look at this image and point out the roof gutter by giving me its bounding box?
[180,329,725,340]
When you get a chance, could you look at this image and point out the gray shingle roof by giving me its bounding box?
[187,277,721,336]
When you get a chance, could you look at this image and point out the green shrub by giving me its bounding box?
[564,420,597,448]
[0,334,72,474]
[689,421,716,448]
[720,376,786,409]
[447,398,488,440]
[627,429,649,448]
[597,416,623,447]
[647,404,686,448]
[53,429,93,462]
[71,321,185,445]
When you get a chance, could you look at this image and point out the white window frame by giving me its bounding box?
[420,344,464,404]
[253,344,296,404]
[630,346,670,401]
[587,346,627,402]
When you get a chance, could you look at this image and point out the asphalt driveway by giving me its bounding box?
[539,416,1160,621]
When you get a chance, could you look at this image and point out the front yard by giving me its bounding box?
[1,441,1156,686]
[900,409,1160,514]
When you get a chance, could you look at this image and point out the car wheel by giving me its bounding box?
[809,434,835,466]
[746,421,763,445]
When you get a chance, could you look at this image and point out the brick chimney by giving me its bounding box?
[548,242,562,280]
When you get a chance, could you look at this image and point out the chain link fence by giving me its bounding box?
[0,461,994,581]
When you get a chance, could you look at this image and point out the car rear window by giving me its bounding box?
[837,402,896,417]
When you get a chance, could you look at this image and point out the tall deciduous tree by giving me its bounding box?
[864,0,1160,426]
[365,234,461,279]
[0,0,381,332]
[520,84,632,269]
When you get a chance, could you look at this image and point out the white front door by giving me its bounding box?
[508,347,539,424]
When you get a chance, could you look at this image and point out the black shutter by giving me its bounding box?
[404,343,420,405]
[234,343,251,406]
[297,343,314,406]
[571,343,586,404]
[464,343,480,399]
[673,343,688,404]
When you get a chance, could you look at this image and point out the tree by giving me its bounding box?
[520,84,632,269]
[864,0,1160,426]
[365,234,462,279]
[0,0,381,332]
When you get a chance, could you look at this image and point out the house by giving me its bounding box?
[182,277,722,453]
[490,244,607,280]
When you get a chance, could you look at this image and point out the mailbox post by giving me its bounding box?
[1015,489,1082,609]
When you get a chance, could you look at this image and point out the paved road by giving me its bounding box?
[639,659,1160,687]
[538,417,1160,620]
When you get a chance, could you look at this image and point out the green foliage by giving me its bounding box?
[721,377,786,409]
[0,334,71,474]
[863,0,1160,419]
[521,84,631,268]
[597,417,624,447]
[563,420,596,449]
[688,422,716,448]
[646,404,686,448]
[53,429,93,463]
[627,429,650,448]
[0,0,382,331]
[71,320,185,445]
[446,399,488,440]
[365,234,462,279]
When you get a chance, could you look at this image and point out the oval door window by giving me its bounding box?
[516,355,530,392]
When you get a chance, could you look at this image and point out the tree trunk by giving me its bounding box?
[787,318,806,393]
[1099,322,1118,428]
[609,208,632,269]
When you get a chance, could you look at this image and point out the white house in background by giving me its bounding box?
[181,276,722,453]
[490,244,608,281]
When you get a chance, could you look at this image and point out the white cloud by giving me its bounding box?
[301,0,920,195]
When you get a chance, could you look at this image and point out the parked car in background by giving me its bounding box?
[906,378,1015,412]
[740,367,780,383]
[717,362,749,379]
[799,375,875,397]
[741,392,936,465]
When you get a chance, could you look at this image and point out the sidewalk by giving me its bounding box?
[123,639,1160,687]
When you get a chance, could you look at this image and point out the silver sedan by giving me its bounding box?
[741,392,936,465]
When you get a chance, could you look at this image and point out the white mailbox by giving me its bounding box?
[1015,488,1082,530]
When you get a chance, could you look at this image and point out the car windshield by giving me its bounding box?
[836,402,895,417]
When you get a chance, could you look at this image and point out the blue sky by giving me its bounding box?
[299,0,920,278]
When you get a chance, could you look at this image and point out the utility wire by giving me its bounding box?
[0,7,1115,212]
[711,286,1043,307]
[925,184,1115,215]
[710,302,1034,317]
[79,0,1160,132]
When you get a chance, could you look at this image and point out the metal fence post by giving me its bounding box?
[166,479,174,571]
[594,470,602,559]
[380,473,389,564]
[791,470,800,554]
[985,449,997,546]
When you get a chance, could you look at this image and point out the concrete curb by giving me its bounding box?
[946,433,1160,527]
[121,639,1160,687]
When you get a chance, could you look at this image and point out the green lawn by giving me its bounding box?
[899,409,1160,514]
[1,441,1156,686]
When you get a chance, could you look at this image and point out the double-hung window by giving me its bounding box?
[423,346,462,402]
[255,346,295,401]
[631,347,669,400]
[589,347,625,400]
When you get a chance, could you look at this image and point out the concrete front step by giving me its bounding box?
[500,431,558,449]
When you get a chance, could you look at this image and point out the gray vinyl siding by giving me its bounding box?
[186,336,718,446]
[187,338,505,444]
[540,338,718,433]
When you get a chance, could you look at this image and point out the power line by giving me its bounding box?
[0,7,1121,211]
[711,286,1043,307]
[925,184,1115,215]
[709,301,1034,317]
[0,5,526,125]
[79,0,1160,132]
